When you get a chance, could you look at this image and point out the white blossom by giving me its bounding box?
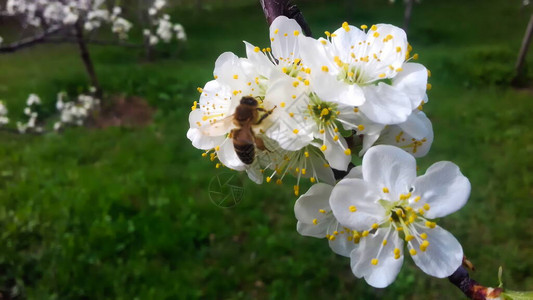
[329,145,470,287]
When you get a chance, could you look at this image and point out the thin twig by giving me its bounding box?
[448,266,503,300]
[0,26,64,53]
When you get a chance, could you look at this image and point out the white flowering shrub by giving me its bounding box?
[143,0,186,46]
[186,16,477,288]
[54,92,100,131]
[17,93,43,133]
[0,100,9,125]
[0,0,186,98]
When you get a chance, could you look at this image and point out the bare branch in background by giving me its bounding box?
[0,26,64,53]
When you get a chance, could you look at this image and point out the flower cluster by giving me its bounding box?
[2,0,132,40]
[0,100,9,125]
[53,92,100,131]
[143,0,186,45]
[188,17,432,194]
[17,93,43,133]
[295,145,470,287]
[188,16,471,288]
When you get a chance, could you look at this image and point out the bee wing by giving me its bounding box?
[199,115,235,136]
[233,126,255,144]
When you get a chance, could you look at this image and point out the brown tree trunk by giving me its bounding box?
[74,22,102,99]
[403,0,414,33]
[513,13,533,86]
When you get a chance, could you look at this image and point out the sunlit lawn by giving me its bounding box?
[0,0,532,298]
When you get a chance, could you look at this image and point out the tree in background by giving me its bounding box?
[513,0,533,86]
[0,0,186,99]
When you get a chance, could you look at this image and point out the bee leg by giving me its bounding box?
[255,106,277,125]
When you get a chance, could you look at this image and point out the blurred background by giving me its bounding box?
[0,0,532,298]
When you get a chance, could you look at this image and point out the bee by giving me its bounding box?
[231,96,275,164]
[198,96,276,165]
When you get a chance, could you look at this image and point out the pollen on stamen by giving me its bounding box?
[378,73,386,78]
[280,102,286,108]
[362,230,369,237]
[360,24,368,30]
[405,235,414,242]
[293,129,299,134]
[344,149,351,155]
[420,240,430,252]
[373,32,380,38]
[396,46,402,53]
[425,221,436,228]
[276,179,283,185]
[370,25,377,31]
[413,53,419,60]
[382,187,389,193]
[333,135,339,141]
[427,83,432,90]
[414,196,421,202]
[321,145,327,151]
[233,74,239,79]
[371,259,379,265]
[349,205,357,212]
[420,233,428,239]
[197,87,203,93]
[357,124,365,131]
[293,30,300,36]
[410,248,417,256]
[304,151,309,158]
[310,177,316,183]
[382,239,388,246]
[423,203,431,211]
[319,209,326,214]
[312,218,318,225]
[371,223,379,230]
[254,46,260,52]
[321,66,329,72]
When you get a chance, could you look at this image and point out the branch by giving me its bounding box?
[45,37,144,48]
[0,26,65,53]
[259,0,312,36]
[448,265,503,300]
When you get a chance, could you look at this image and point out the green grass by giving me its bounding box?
[0,0,532,298]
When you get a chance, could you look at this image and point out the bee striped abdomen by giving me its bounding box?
[234,143,255,165]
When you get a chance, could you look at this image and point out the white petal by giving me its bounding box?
[322,129,351,171]
[365,24,407,72]
[329,178,384,231]
[328,227,357,257]
[392,63,428,110]
[246,160,263,184]
[345,165,363,179]
[294,183,334,238]
[398,110,430,140]
[411,161,471,218]
[213,52,250,91]
[298,36,336,72]
[269,16,302,61]
[409,223,463,278]
[362,145,416,197]
[217,138,246,171]
[331,25,366,61]
[244,41,274,78]
[360,83,412,125]
[307,150,336,185]
[377,111,433,157]
[186,127,225,150]
[350,228,404,288]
